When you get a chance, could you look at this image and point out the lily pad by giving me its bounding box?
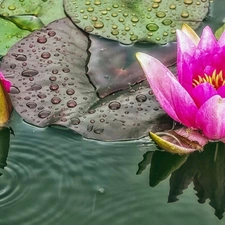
[0,0,65,24]
[64,0,210,44]
[88,35,176,98]
[1,18,173,141]
[215,23,225,40]
[0,0,65,55]
[0,17,30,56]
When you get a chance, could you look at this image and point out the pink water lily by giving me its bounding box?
[136,25,225,141]
[0,71,12,125]
[0,71,11,93]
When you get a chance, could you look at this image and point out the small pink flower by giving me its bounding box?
[136,25,225,141]
[0,71,11,93]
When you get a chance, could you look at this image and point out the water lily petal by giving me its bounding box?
[217,85,225,98]
[181,24,200,46]
[175,127,208,147]
[176,29,196,56]
[0,72,11,93]
[218,30,225,47]
[196,95,225,140]
[177,53,194,90]
[176,30,196,87]
[136,53,198,128]
[196,26,219,55]
[191,83,217,108]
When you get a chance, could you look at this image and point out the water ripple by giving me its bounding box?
[0,113,220,225]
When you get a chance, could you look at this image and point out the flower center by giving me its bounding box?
[193,70,225,89]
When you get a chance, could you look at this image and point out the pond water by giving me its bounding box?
[0,111,224,224]
[1,0,225,224]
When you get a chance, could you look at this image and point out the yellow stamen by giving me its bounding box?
[193,70,224,89]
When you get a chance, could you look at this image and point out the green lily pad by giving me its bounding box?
[0,0,66,55]
[0,17,30,55]
[64,0,210,44]
[215,23,225,40]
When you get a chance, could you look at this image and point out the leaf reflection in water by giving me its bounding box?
[137,142,225,220]
[0,127,11,175]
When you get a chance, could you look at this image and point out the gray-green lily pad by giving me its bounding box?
[64,0,210,44]
[1,18,173,141]
[0,0,66,55]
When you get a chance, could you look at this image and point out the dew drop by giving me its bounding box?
[181,12,189,18]
[21,69,39,77]
[67,100,77,108]
[38,110,51,118]
[26,102,37,109]
[49,76,57,81]
[146,23,159,32]
[66,89,75,95]
[136,94,147,102]
[88,109,96,114]
[37,93,47,99]
[184,0,193,4]
[84,26,94,32]
[94,21,104,29]
[10,64,16,69]
[131,16,139,23]
[61,117,67,122]
[71,117,80,125]
[37,36,47,43]
[48,31,56,37]
[108,101,121,110]
[162,19,172,26]
[15,54,27,61]
[87,124,93,132]
[94,128,104,134]
[51,97,61,104]
[41,52,51,59]
[52,69,58,74]
[27,84,42,91]
[62,68,70,73]
[10,86,20,94]
[156,11,166,18]
[8,5,16,10]
[24,96,31,100]
[49,83,59,91]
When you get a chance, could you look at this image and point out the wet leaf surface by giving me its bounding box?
[88,35,176,98]
[1,18,173,141]
[64,0,210,44]
[0,0,65,55]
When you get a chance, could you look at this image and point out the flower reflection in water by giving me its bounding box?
[137,142,225,220]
